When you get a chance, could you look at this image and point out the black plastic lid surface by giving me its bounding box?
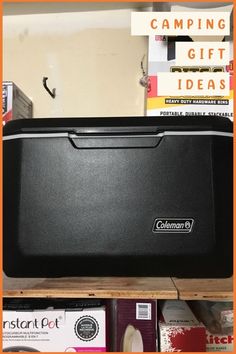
[3,116,233,136]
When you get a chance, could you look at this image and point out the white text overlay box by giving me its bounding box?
[131,12,230,36]
[175,42,230,66]
[157,73,229,96]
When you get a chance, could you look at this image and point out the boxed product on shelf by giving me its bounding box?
[147,35,233,119]
[158,300,206,352]
[111,299,157,352]
[3,299,106,352]
[147,3,233,118]
[2,81,33,125]
[3,298,104,311]
[210,302,233,332]
[206,331,234,352]
[190,301,234,352]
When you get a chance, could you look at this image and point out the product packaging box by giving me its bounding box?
[206,331,233,352]
[2,81,33,125]
[190,301,234,352]
[112,299,157,352]
[3,301,106,352]
[158,300,206,352]
[147,4,233,119]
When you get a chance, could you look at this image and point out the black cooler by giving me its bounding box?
[3,117,233,278]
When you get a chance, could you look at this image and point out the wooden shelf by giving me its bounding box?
[172,277,233,301]
[3,276,177,299]
[3,275,233,301]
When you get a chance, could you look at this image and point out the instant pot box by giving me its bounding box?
[158,300,206,352]
[3,306,106,352]
[112,299,157,352]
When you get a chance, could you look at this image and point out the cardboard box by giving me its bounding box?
[190,300,234,352]
[112,299,157,352]
[147,35,233,119]
[147,4,233,119]
[206,331,234,352]
[2,81,33,125]
[158,300,206,352]
[3,306,106,352]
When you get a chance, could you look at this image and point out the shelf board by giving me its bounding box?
[172,277,233,301]
[3,276,177,299]
[3,275,233,301]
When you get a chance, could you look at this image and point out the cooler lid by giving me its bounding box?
[3,116,233,138]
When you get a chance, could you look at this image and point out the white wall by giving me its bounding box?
[3,4,148,118]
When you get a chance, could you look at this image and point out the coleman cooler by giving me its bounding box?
[3,117,233,278]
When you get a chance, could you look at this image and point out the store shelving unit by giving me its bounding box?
[3,2,233,308]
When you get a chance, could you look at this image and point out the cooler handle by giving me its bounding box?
[68,133,162,149]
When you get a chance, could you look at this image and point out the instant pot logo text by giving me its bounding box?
[3,317,61,330]
[153,218,194,233]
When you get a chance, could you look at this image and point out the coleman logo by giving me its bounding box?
[153,218,194,233]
